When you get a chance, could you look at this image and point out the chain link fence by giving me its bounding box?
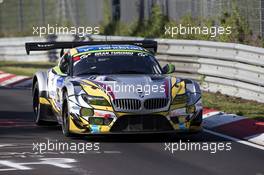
[0,0,105,37]
[0,0,263,37]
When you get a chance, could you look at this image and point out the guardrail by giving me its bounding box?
[0,35,263,103]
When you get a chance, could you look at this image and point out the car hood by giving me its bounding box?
[73,74,173,99]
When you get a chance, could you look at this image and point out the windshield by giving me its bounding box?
[73,54,162,76]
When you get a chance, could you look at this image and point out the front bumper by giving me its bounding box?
[68,108,203,134]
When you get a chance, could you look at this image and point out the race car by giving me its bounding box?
[25,40,202,137]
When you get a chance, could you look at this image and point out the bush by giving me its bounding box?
[101,2,263,47]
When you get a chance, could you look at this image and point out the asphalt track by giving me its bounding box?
[0,87,263,175]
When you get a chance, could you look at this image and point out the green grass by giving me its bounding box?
[203,92,264,119]
[0,61,263,119]
[0,61,56,76]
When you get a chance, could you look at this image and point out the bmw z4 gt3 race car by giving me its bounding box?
[25,40,202,137]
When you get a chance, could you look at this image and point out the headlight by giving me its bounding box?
[186,105,196,114]
[80,108,94,116]
[169,105,195,117]
[169,107,187,116]
[81,94,110,106]
[186,92,201,106]
[172,94,188,105]
[185,81,201,106]
[172,92,200,106]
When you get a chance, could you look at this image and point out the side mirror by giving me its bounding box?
[59,63,68,74]
[59,55,69,75]
[60,49,64,57]
[162,64,175,74]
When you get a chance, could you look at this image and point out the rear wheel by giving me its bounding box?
[33,82,47,125]
[62,92,73,137]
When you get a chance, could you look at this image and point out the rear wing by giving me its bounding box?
[25,40,157,55]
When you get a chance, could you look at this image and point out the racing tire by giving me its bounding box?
[33,81,48,125]
[62,92,73,137]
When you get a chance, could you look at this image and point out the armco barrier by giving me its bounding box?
[0,35,263,103]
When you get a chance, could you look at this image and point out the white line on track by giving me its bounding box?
[204,129,264,151]
[245,133,264,146]
[0,146,33,149]
[0,144,15,148]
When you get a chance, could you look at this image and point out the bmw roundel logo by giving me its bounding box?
[137,88,144,98]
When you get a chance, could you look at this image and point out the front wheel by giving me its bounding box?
[62,93,73,137]
[33,82,48,125]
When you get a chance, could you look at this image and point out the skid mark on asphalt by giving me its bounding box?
[103,150,122,154]
[0,119,36,127]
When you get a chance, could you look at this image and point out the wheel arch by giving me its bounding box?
[32,71,49,98]
[62,86,68,102]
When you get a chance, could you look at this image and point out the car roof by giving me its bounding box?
[69,44,151,56]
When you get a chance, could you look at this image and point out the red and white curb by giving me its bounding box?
[0,71,31,87]
[203,108,264,147]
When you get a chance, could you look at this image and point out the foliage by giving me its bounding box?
[101,2,263,47]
